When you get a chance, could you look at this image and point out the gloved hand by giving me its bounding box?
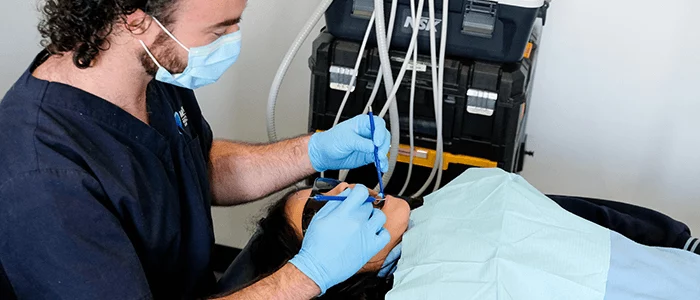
[308,114,391,172]
[289,185,391,294]
[378,242,401,277]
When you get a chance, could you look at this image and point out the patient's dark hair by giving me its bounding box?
[248,188,393,299]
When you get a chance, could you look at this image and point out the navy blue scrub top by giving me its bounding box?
[0,52,217,300]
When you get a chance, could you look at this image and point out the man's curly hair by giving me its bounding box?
[38,0,179,68]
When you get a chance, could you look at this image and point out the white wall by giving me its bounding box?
[521,0,700,234]
[0,1,42,92]
[195,0,324,248]
[1,0,698,249]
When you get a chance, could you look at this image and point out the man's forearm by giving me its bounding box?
[209,136,316,206]
[214,263,320,300]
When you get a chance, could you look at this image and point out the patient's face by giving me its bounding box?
[285,183,410,273]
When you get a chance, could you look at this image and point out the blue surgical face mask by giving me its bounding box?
[139,17,242,90]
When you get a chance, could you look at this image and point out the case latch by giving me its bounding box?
[329,65,358,92]
[462,0,498,38]
[466,88,498,116]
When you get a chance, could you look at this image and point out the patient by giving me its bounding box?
[246,180,411,299]
[246,169,700,299]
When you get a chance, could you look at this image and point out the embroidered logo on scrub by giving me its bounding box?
[174,106,188,130]
[174,107,189,135]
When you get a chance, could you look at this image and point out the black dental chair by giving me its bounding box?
[211,230,264,297]
[210,195,698,298]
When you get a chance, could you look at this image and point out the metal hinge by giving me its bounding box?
[352,0,374,19]
[462,0,498,38]
[329,65,358,92]
[466,88,498,116]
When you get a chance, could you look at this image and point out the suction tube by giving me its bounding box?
[433,0,449,192]
[412,0,441,198]
[332,12,377,127]
[399,0,420,197]
[372,0,401,189]
[340,0,401,183]
[361,0,400,115]
[377,0,425,118]
[267,0,334,142]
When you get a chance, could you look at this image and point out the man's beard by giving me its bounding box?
[140,32,188,77]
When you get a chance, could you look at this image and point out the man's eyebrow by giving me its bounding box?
[211,17,242,29]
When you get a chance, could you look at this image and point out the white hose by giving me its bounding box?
[335,13,377,182]
[377,0,425,118]
[364,75,383,113]
[372,0,401,189]
[433,0,449,192]
[340,0,400,183]
[399,0,420,197]
[332,12,377,127]
[412,0,441,198]
[267,0,334,142]
[361,0,400,115]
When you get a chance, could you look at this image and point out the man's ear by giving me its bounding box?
[124,9,151,36]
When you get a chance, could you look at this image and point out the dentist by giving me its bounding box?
[0,0,391,299]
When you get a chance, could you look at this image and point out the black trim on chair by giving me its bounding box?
[211,244,242,274]
[548,195,693,250]
[212,230,264,297]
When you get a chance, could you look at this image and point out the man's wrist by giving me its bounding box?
[304,134,322,172]
[212,263,320,300]
[283,263,321,298]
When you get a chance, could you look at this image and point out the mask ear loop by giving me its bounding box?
[139,40,165,70]
[138,16,189,74]
[150,17,190,53]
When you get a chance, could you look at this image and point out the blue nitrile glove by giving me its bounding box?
[308,114,391,172]
[378,242,401,277]
[289,185,391,294]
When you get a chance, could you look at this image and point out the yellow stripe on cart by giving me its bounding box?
[314,130,497,169]
[396,145,497,170]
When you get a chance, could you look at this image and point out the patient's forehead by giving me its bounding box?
[284,189,313,236]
